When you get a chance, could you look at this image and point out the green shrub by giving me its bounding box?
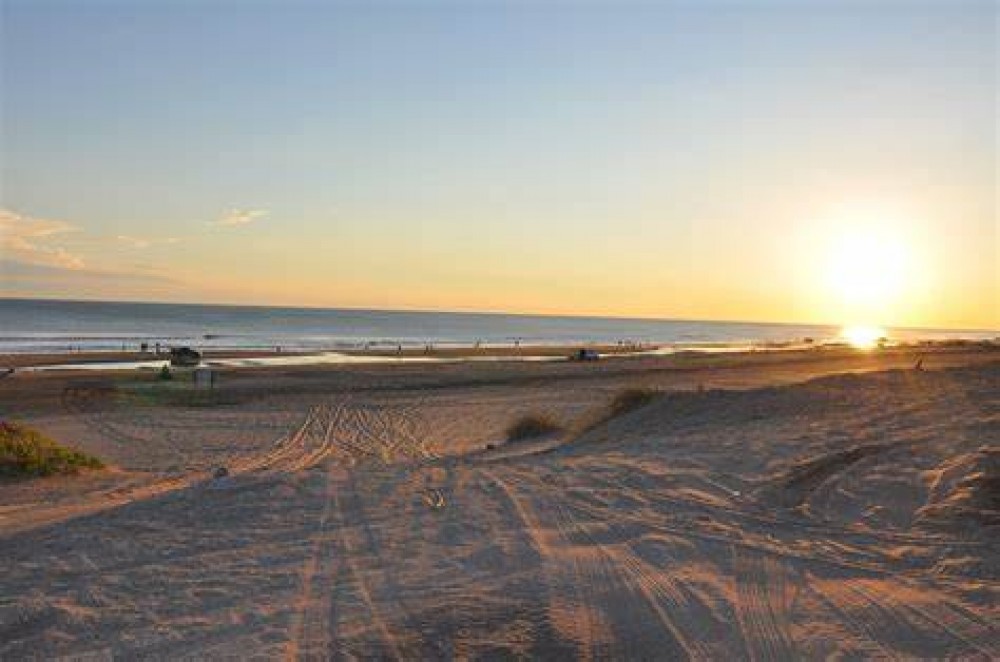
[0,421,104,478]
[608,387,659,418]
[505,413,561,442]
[572,388,661,440]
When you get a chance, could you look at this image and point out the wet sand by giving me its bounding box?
[0,346,997,658]
[0,349,313,370]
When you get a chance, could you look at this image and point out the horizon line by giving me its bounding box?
[2,295,996,335]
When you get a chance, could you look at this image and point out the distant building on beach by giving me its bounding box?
[194,367,217,389]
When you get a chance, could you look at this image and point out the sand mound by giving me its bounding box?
[761,443,888,509]
[566,365,998,531]
[570,371,885,447]
[917,446,1000,533]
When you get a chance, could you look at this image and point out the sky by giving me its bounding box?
[1,0,997,330]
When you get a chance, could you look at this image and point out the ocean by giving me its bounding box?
[0,298,994,355]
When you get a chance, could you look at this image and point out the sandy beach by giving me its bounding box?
[6,0,997,657]
[0,345,997,658]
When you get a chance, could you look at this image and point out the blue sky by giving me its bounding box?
[1,1,996,328]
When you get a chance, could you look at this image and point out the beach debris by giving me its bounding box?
[863,505,887,520]
[422,488,445,509]
[208,466,235,490]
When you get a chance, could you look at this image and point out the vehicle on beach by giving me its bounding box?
[571,348,601,361]
[169,347,202,367]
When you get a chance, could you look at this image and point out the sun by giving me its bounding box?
[800,206,921,332]
[795,205,922,339]
[840,324,886,350]
[825,226,908,311]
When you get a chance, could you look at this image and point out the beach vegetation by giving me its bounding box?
[608,387,660,418]
[506,413,561,442]
[570,387,662,441]
[0,420,104,478]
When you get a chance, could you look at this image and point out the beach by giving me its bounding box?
[0,344,997,658]
[6,0,997,657]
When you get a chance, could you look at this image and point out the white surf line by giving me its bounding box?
[19,348,573,372]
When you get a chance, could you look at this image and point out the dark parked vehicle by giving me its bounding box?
[169,347,202,367]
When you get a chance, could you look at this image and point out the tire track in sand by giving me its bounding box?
[482,468,702,660]
[288,401,420,660]
[555,493,742,660]
[285,463,346,661]
[809,576,1000,658]
[729,547,798,661]
[479,468,608,660]
[526,476,700,660]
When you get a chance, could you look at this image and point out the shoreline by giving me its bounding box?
[0,349,314,370]
[2,337,997,372]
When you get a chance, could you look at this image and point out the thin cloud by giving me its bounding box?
[0,258,176,284]
[0,259,180,301]
[116,235,180,249]
[0,209,85,270]
[214,209,268,227]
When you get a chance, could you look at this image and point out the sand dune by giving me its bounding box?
[0,350,997,658]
